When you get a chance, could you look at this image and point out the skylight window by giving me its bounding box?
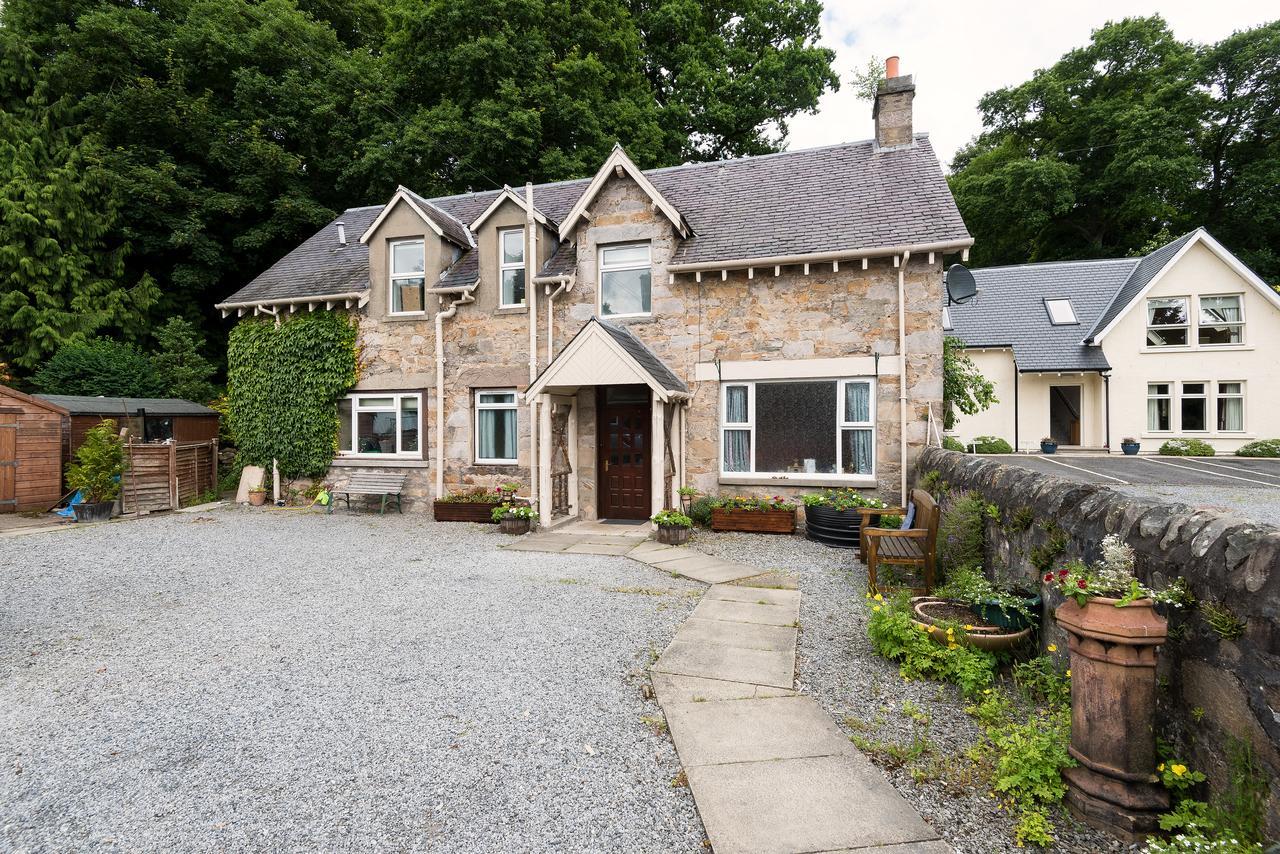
[1045,298,1077,325]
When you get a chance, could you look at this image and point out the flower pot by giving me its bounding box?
[1054,596,1169,841]
[968,591,1042,633]
[499,516,531,535]
[911,597,1032,652]
[1041,441,1058,454]
[434,500,501,523]
[804,504,878,549]
[710,508,796,534]
[1121,441,1140,456]
[656,524,692,545]
[248,491,267,507]
[72,501,114,523]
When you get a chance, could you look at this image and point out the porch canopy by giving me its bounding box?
[525,318,690,524]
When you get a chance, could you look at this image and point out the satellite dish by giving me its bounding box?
[945,264,977,305]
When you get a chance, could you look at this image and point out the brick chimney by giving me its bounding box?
[873,55,915,150]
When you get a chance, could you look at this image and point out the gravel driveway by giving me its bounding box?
[1,508,703,852]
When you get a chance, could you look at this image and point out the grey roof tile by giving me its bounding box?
[36,395,217,416]
[536,241,577,279]
[433,249,480,290]
[1087,230,1197,340]
[401,188,475,248]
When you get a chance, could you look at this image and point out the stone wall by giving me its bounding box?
[917,448,1280,838]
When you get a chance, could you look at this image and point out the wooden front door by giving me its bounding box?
[1049,385,1082,446]
[0,411,16,513]
[597,386,650,519]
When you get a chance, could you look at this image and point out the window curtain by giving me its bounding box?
[1147,397,1161,431]
[723,430,750,471]
[843,429,873,474]
[479,410,516,460]
[1219,398,1243,431]
[725,386,748,422]
[1200,296,1241,323]
[845,382,870,422]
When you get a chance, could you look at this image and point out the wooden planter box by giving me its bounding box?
[433,500,502,523]
[710,508,796,534]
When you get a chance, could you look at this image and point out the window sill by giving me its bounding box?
[719,474,878,488]
[383,313,429,323]
[494,306,528,316]
[1140,345,1253,353]
[332,457,430,468]
[1138,433,1253,440]
[474,460,519,466]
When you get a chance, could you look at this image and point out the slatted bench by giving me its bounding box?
[861,488,940,595]
[329,472,408,515]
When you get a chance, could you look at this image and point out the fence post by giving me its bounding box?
[169,442,178,510]
[211,438,218,497]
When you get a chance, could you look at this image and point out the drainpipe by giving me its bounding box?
[434,285,477,499]
[543,276,572,363]
[898,250,911,504]
[1013,359,1020,453]
[1103,371,1111,453]
[526,183,539,507]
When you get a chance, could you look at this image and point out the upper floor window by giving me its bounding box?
[338,392,421,457]
[1044,298,1077,325]
[389,240,425,315]
[1146,297,1188,347]
[600,243,651,318]
[499,228,526,308]
[1198,294,1243,345]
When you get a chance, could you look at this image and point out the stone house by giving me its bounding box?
[218,67,972,523]
[947,229,1280,454]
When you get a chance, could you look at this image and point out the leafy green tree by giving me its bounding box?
[152,317,219,403]
[32,339,163,397]
[65,419,128,504]
[943,336,997,430]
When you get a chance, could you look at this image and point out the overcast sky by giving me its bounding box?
[787,0,1277,170]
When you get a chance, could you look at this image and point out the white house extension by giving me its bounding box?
[947,229,1280,454]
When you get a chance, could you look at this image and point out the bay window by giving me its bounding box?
[389,239,426,314]
[1146,297,1188,346]
[599,243,651,317]
[1198,295,1243,345]
[720,379,875,479]
[1146,383,1171,432]
[499,228,526,308]
[339,393,421,456]
[1216,382,1244,432]
[475,390,518,464]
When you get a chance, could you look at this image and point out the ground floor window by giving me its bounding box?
[338,393,421,456]
[1180,382,1208,432]
[1216,382,1244,432]
[1147,383,1171,432]
[1146,380,1244,433]
[475,390,518,464]
[720,378,874,478]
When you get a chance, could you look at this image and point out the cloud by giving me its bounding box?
[788,0,1276,170]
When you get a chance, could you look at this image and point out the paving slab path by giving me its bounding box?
[506,527,949,854]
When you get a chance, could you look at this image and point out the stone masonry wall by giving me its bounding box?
[917,448,1280,838]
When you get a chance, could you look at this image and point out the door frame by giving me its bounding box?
[595,386,652,519]
[1048,384,1083,446]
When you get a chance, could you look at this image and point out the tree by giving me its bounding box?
[943,336,996,430]
[32,339,163,398]
[65,419,128,504]
[152,317,219,403]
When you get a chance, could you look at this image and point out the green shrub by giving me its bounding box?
[988,710,1073,844]
[972,435,1013,454]
[65,419,128,503]
[33,338,163,397]
[866,593,996,697]
[435,487,502,504]
[942,435,966,452]
[1159,438,1215,457]
[688,497,717,527]
[938,492,996,575]
[1235,439,1280,458]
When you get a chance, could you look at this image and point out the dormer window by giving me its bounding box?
[1044,298,1077,325]
[389,239,425,314]
[499,228,526,308]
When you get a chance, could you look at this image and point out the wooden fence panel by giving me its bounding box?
[120,440,217,515]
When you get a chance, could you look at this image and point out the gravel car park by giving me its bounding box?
[0,509,703,853]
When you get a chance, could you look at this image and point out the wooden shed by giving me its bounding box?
[34,394,220,464]
[0,384,69,512]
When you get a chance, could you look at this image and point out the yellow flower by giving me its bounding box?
[872,605,881,612]
[917,624,927,632]
[1171,764,1187,777]
[983,689,992,695]
[946,627,954,634]
[1066,669,1071,677]
[927,625,937,634]
[1157,763,1165,772]
[1047,644,1058,653]
[865,592,872,600]
[947,643,958,650]
[964,624,974,631]
[873,593,884,602]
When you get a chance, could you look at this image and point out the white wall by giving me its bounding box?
[1101,240,1280,453]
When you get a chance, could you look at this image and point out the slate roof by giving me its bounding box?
[401,188,475,249]
[597,319,689,393]
[435,249,480,290]
[36,395,217,416]
[536,241,577,279]
[222,135,969,306]
[946,231,1201,372]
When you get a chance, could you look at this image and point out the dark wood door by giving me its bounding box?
[597,389,650,519]
[0,412,16,513]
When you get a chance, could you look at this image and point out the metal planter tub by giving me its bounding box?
[803,504,881,549]
[72,501,114,524]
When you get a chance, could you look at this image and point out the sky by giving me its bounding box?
[787,0,1277,170]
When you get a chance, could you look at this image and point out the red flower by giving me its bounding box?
[1077,579,1088,590]
[1044,573,1053,582]
[1057,568,1069,578]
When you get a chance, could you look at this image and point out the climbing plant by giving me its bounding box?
[226,312,359,478]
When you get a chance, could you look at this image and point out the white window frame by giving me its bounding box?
[1179,381,1209,433]
[1216,381,1245,433]
[339,392,423,458]
[1145,296,1190,348]
[498,228,526,309]
[942,307,953,330]
[1044,298,1078,325]
[1146,382,1173,433]
[1197,293,1245,347]
[718,378,877,482]
[598,242,652,319]
[474,389,518,465]
[388,239,426,316]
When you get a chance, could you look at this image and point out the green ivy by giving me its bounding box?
[226,312,358,478]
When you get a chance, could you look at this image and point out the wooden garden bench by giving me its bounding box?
[329,472,407,515]
[860,488,940,595]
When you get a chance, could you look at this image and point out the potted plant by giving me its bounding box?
[1040,436,1058,454]
[1120,437,1140,456]
[802,488,889,549]
[498,480,522,500]
[492,502,538,534]
[434,486,506,523]
[247,485,268,507]
[935,565,1041,632]
[1046,535,1189,838]
[652,509,693,545]
[676,486,697,515]
[708,495,797,534]
[65,420,128,523]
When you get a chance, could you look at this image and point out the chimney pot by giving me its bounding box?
[885,55,900,79]
[336,221,347,245]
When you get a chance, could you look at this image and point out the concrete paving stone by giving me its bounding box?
[652,640,794,689]
[626,539,672,554]
[502,539,571,552]
[690,597,800,627]
[704,584,801,607]
[729,570,800,590]
[637,546,701,565]
[672,618,797,652]
[650,673,783,705]
[667,560,761,585]
[818,842,953,853]
[664,696,849,767]
[580,534,649,544]
[564,542,634,555]
[685,754,941,854]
